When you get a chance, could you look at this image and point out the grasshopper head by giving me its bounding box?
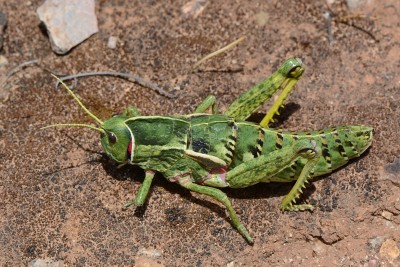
[100,115,131,163]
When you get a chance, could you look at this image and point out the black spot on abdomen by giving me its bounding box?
[192,138,210,154]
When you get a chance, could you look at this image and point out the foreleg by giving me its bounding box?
[123,170,156,209]
[122,106,141,117]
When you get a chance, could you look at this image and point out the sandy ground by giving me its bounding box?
[0,0,399,266]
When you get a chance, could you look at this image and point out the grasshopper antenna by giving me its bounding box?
[42,74,105,134]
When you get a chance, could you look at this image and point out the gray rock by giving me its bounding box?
[0,11,7,51]
[37,0,98,54]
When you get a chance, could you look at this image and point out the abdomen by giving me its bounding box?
[187,114,238,166]
[230,123,373,181]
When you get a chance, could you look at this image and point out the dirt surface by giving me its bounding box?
[0,0,399,266]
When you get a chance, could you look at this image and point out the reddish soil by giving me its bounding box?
[0,0,399,266]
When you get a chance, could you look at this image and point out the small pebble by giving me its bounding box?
[138,247,162,258]
[382,210,393,221]
[135,256,164,267]
[28,258,63,267]
[346,0,370,10]
[368,236,384,249]
[226,261,234,267]
[379,239,400,262]
[107,36,118,49]
[255,11,269,26]
[0,55,8,68]
[182,0,208,18]
[312,242,327,256]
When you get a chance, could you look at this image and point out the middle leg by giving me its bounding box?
[194,95,219,114]
[176,175,254,244]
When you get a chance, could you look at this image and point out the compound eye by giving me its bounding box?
[108,132,117,144]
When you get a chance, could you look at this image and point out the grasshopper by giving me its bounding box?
[45,58,372,244]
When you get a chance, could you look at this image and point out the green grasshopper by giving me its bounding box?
[45,58,372,244]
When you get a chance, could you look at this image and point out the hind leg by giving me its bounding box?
[224,58,304,125]
[219,139,320,211]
